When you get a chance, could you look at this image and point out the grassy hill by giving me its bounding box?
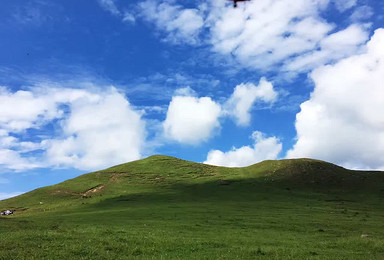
[1,155,384,259]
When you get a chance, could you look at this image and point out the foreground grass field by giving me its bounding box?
[1,155,384,259]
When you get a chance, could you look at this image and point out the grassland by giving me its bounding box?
[1,155,384,259]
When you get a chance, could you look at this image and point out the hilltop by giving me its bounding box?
[1,156,384,259]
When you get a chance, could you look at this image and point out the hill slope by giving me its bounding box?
[2,155,382,211]
[1,155,384,259]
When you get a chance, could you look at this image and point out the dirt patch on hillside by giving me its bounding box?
[82,185,104,198]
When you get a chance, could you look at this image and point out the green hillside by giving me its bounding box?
[1,155,384,259]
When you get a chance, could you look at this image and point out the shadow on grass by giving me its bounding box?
[87,176,383,212]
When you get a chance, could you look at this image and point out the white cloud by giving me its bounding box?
[98,0,136,24]
[0,87,61,133]
[225,78,278,126]
[174,86,196,97]
[332,0,357,12]
[0,192,24,201]
[44,90,145,170]
[0,87,60,170]
[350,5,374,21]
[96,0,371,75]
[209,0,328,69]
[98,0,370,74]
[122,12,135,23]
[0,86,146,171]
[287,28,384,169]
[0,148,39,171]
[320,24,368,50]
[138,0,204,44]
[163,80,277,144]
[134,0,369,74]
[98,0,120,16]
[204,131,282,167]
[285,24,369,72]
[163,95,221,144]
[0,132,41,171]
[208,0,369,73]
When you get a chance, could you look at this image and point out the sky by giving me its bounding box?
[1,0,384,200]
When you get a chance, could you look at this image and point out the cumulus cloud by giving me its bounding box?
[0,86,145,171]
[163,79,278,144]
[287,29,384,169]
[225,78,278,126]
[163,95,221,144]
[0,86,62,133]
[209,0,369,73]
[0,87,68,171]
[138,0,204,44]
[0,148,39,171]
[43,90,145,170]
[204,131,282,167]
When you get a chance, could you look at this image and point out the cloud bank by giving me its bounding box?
[0,86,145,171]
[287,29,384,169]
[117,0,370,74]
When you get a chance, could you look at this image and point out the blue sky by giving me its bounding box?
[1,0,384,199]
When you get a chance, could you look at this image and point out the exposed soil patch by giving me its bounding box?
[82,185,104,198]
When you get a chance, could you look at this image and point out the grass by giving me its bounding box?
[0,155,384,259]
